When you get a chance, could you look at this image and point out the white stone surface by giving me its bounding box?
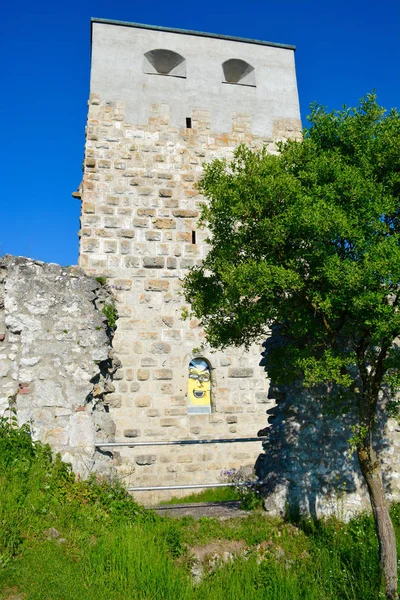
[0,256,118,478]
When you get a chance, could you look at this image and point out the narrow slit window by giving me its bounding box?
[192,230,196,244]
[186,117,192,129]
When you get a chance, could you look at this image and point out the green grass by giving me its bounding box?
[159,486,238,505]
[0,416,396,599]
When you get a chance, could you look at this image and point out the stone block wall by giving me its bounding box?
[0,20,398,519]
[77,20,303,503]
[1,254,399,518]
[77,97,301,503]
[0,255,118,477]
[256,335,400,520]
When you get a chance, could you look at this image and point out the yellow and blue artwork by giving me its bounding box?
[187,358,211,414]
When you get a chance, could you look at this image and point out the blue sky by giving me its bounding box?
[2,0,399,266]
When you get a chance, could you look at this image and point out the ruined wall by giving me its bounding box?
[255,337,400,520]
[77,21,302,501]
[1,255,399,518]
[0,255,118,477]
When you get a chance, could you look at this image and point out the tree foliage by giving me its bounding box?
[183,94,400,599]
[184,94,400,393]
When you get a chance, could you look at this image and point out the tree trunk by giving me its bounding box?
[358,446,398,600]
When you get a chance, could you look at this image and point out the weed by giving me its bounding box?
[95,276,107,286]
[101,302,118,329]
[165,525,186,558]
[220,468,263,511]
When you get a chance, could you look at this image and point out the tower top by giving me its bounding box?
[90,17,296,51]
[89,18,300,136]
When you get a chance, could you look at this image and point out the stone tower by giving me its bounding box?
[78,18,301,502]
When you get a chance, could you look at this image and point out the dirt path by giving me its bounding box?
[151,500,250,519]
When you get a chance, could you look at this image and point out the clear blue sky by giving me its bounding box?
[2,0,399,266]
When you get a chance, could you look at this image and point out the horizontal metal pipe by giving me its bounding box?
[96,437,267,448]
[127,482,258,492]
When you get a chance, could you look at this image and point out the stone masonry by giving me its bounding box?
[77,20,302,503]
[0,255,118,477]
[1,255,399,518]
[256,337,400,520]
[0,20,398,519]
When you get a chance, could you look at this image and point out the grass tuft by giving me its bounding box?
[160,486,238,505]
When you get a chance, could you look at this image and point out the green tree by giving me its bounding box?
[183,94,400,599]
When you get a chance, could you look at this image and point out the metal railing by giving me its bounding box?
[95,436,267,492]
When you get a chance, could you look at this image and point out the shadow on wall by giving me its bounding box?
[254,330,393,520]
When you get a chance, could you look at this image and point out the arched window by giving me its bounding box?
[143,49,186,78]
[187,358,212,414]
[222,59,256,87]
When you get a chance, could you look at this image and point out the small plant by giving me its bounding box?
[191,343,206,356]
[387,398,400,421]
[101,303,118,329]
[165,526,185,558]
[95,276,107,286]
[348,424,369,456]
[220,468,263,511]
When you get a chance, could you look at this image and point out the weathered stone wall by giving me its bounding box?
[255,337,400,520]
[0,255,118,477]
[1,255,399,517]
[79,95,283,501]
[1,22,397,517]
[77,18,303,502]
[75,20,400,514]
